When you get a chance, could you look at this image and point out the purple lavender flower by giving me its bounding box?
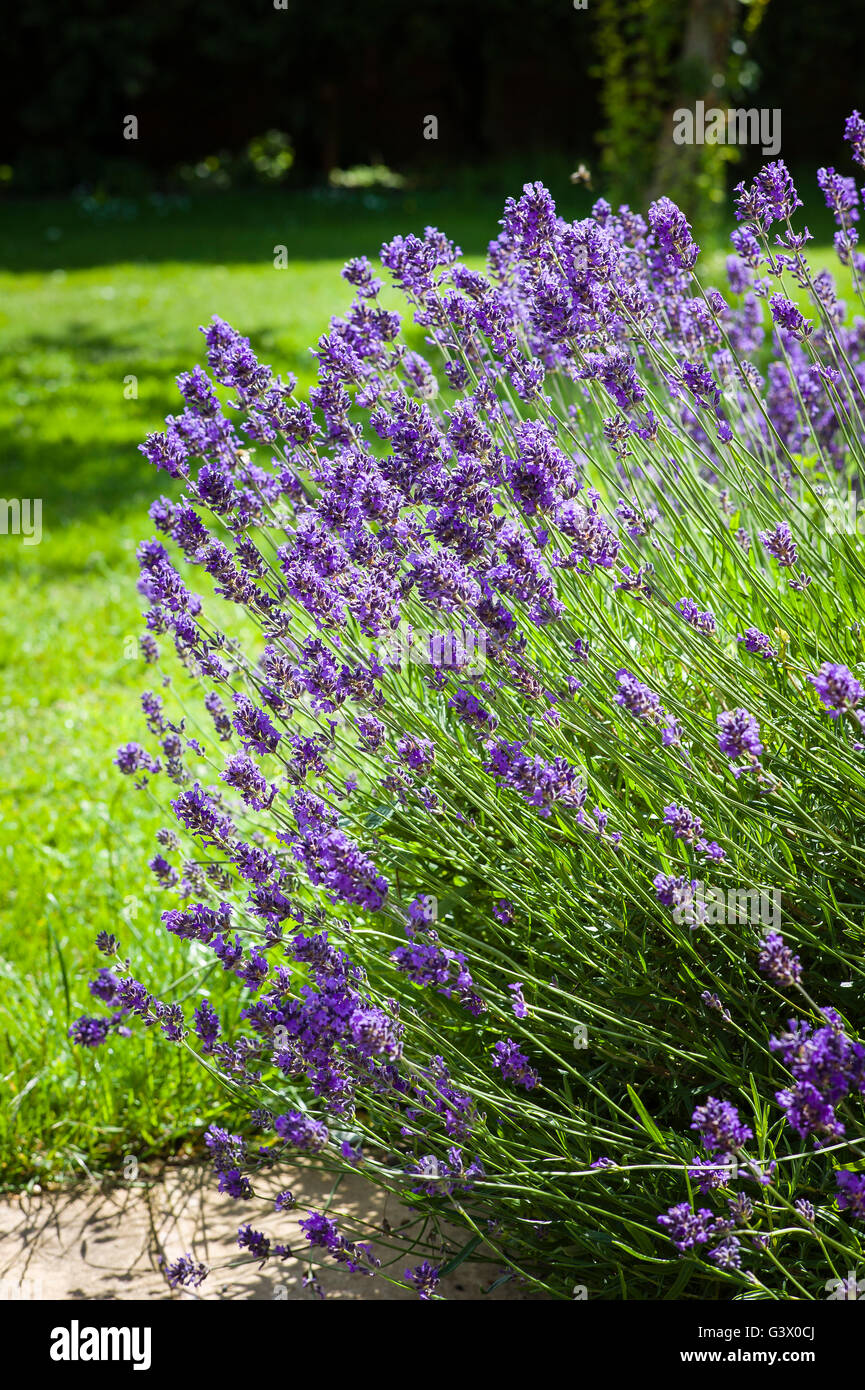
[355,714,386,750]
[817,167,860,226]
[68,1015,110,1047]
[507,419,575,517]
[88,968,121,1005]
[663,802,702,843]
[218,1168,252,1200]
[771,1009,865,1141]
[114,743,159,777]
[717,709,763,775]
[657,1203,719,1253]
[483,740,587,819]
[688,1156,736,1193]
[647,197,699,272]
[675,597,716,634]
[349,1006,403,1060]
[285,801,388,910]
[274,1110,329,1153]
[614,670,661,720]
[735,162,801,228]
[139,427,189,478]
[730,226,763,268]
[653,872,697,910]
[391,925,483,1016]
[221,752,277,811]
[835,1170,865,1221]
[758,932,802,988]
[162,1252,208,1289]
[844,110,865,168]
[769,295,811,339]
[758,521,798,567]
[299,1210,341,1251]
[405,1260,440,1300]
[701,991,732,1023]
[232,694,281,755]
[775,1080,843,1142]
[149,854,178,888]
[448,688,498,734]
[508,982,528,1019]
[171,784,235,848]
[690,1097,753,1155]
[202,317,271,399]
[737,627,776,659]
[204,691,233,741]
[193,999,221,1053]
[342,255,383,297]
[808,662,863,718]
[396,736,436,773]
[237,1225,271,1264]
[707,1235,742,1270]
[500,181,558,255]
[555,497,621,570]
[491,1038,540,1090]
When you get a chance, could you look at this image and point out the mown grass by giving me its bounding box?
[0,188,514,1190]
[0,182,846,1191]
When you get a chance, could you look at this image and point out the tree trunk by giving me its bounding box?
[649,0,738,208]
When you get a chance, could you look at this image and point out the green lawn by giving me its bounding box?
[0,188,523,1190]
[0,183,846,1190]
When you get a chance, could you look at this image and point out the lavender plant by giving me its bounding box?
[73,114,865,1300]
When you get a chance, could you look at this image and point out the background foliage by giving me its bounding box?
[4,0,862,203]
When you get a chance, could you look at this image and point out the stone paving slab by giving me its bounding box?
[0,1163,544,1301]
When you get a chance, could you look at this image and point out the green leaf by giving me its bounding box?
[363,804,395,829]
[439,1233,483,1276]
[627,1084,667,1148]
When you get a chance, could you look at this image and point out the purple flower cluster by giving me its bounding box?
[770,1009,865,1143]
[716,708,763,776]
[391,919,484,1016]
[758,932,802,988]
[657,1203,726,1254]
[808,662,863,719]
[675,597,716,634]
[283,793,389,911]
[615,670,681,746]
[482,739,587,819]
[690,1097,753,1155]
[161,1252,209,1289]
[98,116,865,1300]
[491,1038,540,1090]
[662,802,725,860]
[836,1170,865,1221]
[405,1260,441,1299]
[298,1211,380,1275]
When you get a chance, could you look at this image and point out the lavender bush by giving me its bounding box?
[74,113,865,1300]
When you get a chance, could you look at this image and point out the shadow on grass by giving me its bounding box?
[0,315,421,528]
[0,188,560,273]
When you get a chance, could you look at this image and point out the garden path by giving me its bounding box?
[0,1163,541,1300]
